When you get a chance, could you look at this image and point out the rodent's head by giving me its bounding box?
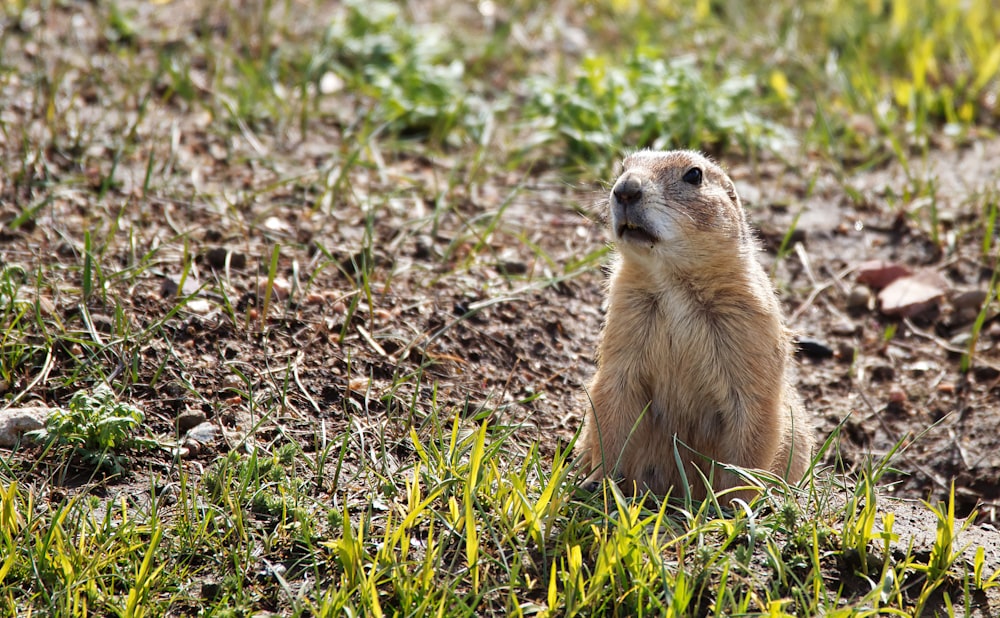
[608,150,749,264]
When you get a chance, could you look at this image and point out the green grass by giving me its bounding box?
[2,409,996,615]
[1,0,999,615]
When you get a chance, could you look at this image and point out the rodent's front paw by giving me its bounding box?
[579,469,621,494]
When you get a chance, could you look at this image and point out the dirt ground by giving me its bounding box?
[2,0,999,570]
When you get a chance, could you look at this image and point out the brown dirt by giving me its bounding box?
[2,0,999,583]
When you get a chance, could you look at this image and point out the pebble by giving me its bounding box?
[836,343,856,363]
[204,248,247,270]
[888,387,908,404]
[949,306,981,327]
[846,287,872,311]
[186,421,219,445]
[177,408,208,432]
[499,260,529,275]
[186,299,212,314]
[972,366,1000,381]
[905,360,939,374]
[870,365,895,382]
[831,320,859,336]
[160,275,200,298]
[952,289,988,311]
[259,277,292,300]
[0,406,51,446]
[263,216,291,233]
[414,235,435,260]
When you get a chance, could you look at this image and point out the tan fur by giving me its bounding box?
[580,150,813,502]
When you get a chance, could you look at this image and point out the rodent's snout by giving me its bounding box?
[612,173,643,208]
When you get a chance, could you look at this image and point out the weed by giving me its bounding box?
[27,385,155,473]
[312,0,491,146]
[525,51,790,173]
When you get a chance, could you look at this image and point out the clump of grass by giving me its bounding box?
[27,385,154,473]
[767,0,1000,155]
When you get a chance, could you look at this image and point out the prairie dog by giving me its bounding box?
[580,150,812,501]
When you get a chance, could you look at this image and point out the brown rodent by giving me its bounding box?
[580,150,812,502]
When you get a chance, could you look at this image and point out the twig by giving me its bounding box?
[357,324,389,359]
[293,351,321,414]
[790,263,857,323]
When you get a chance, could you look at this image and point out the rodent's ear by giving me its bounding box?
[723,177,742,209]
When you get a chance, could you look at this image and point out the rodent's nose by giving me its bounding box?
[612,174,643,207]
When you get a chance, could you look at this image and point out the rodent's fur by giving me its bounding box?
[580,150,812,501]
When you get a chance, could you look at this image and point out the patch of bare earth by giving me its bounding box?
[1,0,999,603]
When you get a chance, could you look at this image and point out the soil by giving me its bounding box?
[2,0,999,595]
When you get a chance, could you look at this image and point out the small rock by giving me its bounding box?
[0,406,51,446]
[836,343,856,363]
[160,275,201,298]
[878,271,948,317]
[162,381,187,398]
[796,337,835,359]
[186,298,212,314]
[989,322,1000,339]
[208,142,227,161]
[181,438,210,458]
[89,314,114,334]
[186,421,219,444]
[831,320,859,336]
[204,248,247,270]
[413,235,436,260]
[856,260,912,289]
[846,287,872,311]
[952,289,989,311]
[263,216,291,233]
[972,366,1000,382]
[499,260,528,275]
[905,360,939,374]
[204,248,228,269]
[871,365,895,382]
[259,277,292,300]
[201,580,222,602]
[887,387,908,404]
[319,71,343,94]
[177,409,208,433]
[948,306,981,327]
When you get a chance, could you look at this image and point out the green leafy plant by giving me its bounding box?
[525,50,791,170]
[313,0,491,145]
[28,385,152,473]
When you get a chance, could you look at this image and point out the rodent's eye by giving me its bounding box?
[682,167,703,186]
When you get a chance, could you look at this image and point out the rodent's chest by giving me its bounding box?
[607,288,723,377]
